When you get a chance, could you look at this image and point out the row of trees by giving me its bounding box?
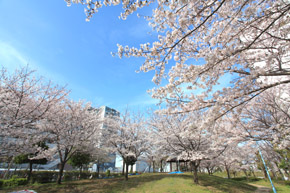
[1,65,289,185]
[65,0,290,184]
[2,0,289,187]
[0,66,101,184]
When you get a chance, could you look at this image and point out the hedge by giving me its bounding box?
[0,171,123,186]
[0,176,28,188]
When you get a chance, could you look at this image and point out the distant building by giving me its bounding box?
[91,106,120,173]
[1,106,120,172]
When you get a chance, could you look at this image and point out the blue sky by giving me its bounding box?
[0,0,159,112]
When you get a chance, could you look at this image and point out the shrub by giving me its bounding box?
[31,171,57,183]
[0,177,28,188]
[106,170,110,177]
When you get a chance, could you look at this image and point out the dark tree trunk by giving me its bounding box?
[226,166,231,179]
[250,168,256,178]
[283,169,289,180]
[97,162,100,178]
[153,161,155,173]
[170,162,172,172]
[242,169,247,179]
[57,162,65,184]
[27,161,33,182]
[79,166,83,179]
[206,167,211,175]
[125,162,129,181]
[3,157,14,179]
[210,167,214,175]
[262,166,268,179]
[122,160,125,175]
[191,161,199,184]
[271,170,277,180]
[274,162,284,179]
[160,160,163,172]
[176,161,178,171]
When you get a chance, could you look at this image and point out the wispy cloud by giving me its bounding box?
[0,41,29,71]
[0,41,67,84]
[116,92,159,112]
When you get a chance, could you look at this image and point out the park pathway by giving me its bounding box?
[249,184,271,193]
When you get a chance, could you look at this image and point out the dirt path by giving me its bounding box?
[249,184,272,193]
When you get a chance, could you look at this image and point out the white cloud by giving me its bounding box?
[0,41,67,84]
[117,92,159,111]
[0,41,29,71]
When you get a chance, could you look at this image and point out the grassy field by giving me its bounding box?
[1,173,289,193]
[213,172,290,193]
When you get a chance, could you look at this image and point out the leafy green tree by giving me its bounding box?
[275,149,290,179]
[14,142,48,181]
[68,151,91,177]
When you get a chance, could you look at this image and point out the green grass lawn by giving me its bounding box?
[1,173,289,193]
[244,178,290,193]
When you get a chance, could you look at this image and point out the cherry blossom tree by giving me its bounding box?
[200,159,219,176]
[66,0,290,123]
[217,145,241,179]
[142,139,165,173]
[105,110,148,180]
[0,66,67,178]
[149,111,231,183]
[41,100,101,184]
[90,147,112,177]
[239,86,290,149]
[0,66,67,157]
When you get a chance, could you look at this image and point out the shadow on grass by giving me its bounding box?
[198,174,257,193]
[172,174,257,193]
[1,173,259,193]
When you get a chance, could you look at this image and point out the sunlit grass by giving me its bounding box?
[1,173,262,193]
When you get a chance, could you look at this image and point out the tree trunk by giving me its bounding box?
[226,166,231,179]
[79,166,82,179]
[271,170,277,180]
[273,162,283,179]
[125,162,129,181]
[242,169,248,179]
[233,171,237,178]
[210,167,214,175]
[283,169,289,180]
[170,162,172,172]
[57,162,65,184]
[251,168,256,178]
[160,160,163,172]
[27,161,33,182]
[206,167,211,175]
[191,162,199,184]
[262,166,268,179]
[3,157,14,179]
[176,161,178,171]
[153,161,155,173]
[122,160,125,175]
[97,162,100,178]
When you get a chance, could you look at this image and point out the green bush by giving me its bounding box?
[106,170,111,177]
[63,171,99,181]
[31,171,57,183]
[0,177,27,188]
